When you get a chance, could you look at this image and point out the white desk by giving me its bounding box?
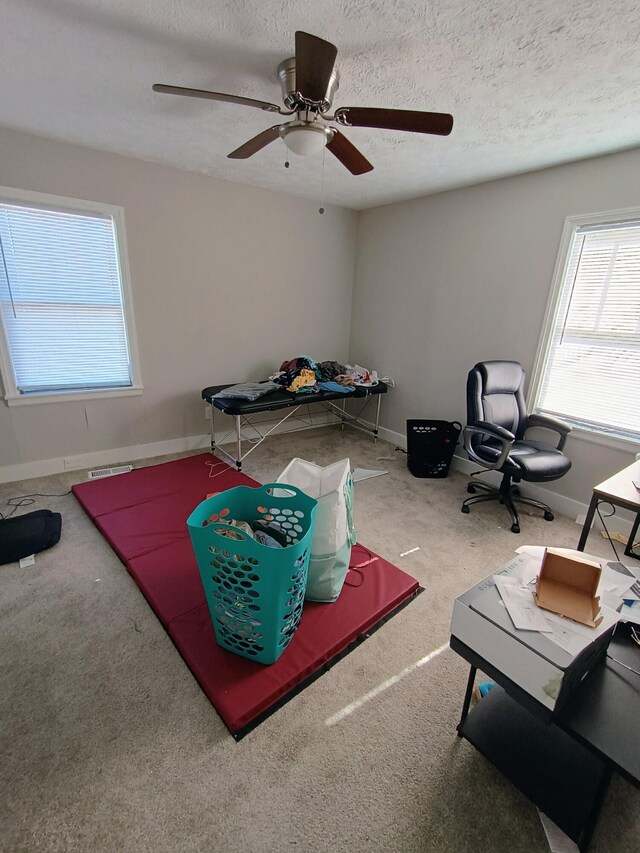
[577,460,640,558]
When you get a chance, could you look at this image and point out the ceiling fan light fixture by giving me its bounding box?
[280,124,331,156]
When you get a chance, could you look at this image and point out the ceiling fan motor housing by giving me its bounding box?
[277,57,340,112]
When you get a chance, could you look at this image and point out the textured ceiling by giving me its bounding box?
[2,0,640,210]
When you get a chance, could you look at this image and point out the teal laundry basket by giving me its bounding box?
[187,483,317,665]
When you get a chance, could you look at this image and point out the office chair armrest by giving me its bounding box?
[463,422,515,470]
[473,420,515,442]
[526,413,572,451]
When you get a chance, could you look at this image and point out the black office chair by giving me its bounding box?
[461,361,572,533]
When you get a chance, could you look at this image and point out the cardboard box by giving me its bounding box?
[450,554,617,716]
[535,548,602,628]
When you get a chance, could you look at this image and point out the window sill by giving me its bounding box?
[566,425,640,455]
[4,385,144,406]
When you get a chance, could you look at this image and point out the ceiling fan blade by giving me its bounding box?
[335,107,453,136]
[227,125,282,159]
[152,84,283,114]
[326,130,373,175]
[295,31,338,103]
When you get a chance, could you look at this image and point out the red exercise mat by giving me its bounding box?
[73,453,420,738]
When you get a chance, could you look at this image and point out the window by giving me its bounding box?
[0,187,142,405]
[529,208,640,445]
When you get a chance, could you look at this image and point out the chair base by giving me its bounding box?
[460,472,554,534]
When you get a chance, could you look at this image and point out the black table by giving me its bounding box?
[450,622,640,850]
[201,381,387,470]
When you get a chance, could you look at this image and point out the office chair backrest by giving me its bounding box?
[466,361,527,439]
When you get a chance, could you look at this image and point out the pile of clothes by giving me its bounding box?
[270,355,378,395]
[211,356,380,403]
[215,517,288,549]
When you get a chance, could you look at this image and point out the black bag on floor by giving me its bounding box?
[0,510,62,564]
[406,420,462,479]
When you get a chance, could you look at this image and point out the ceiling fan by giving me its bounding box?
[153,31,453,175]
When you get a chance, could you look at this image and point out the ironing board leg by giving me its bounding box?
[209,403,216,454]
[373,393,382,442]
[235,415,242,471]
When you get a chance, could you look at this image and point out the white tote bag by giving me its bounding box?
[276,458,356,602]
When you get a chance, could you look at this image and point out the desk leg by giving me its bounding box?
[577,494,599,551]
[457,665,477,735]
[579,767,612,852]
[624,512,640,559]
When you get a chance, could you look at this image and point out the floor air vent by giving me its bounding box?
[87,465,133,480]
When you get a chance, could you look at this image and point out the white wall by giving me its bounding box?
[0,127,357,474]
[2,125,638,506]
[350,147,640,505]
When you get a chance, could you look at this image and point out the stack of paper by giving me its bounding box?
[494,576,552,632]
[493,547,626,656]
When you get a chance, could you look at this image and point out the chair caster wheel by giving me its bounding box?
[461,505,470,514]
[544,511,554,522]
[467,484,476,494]
[510,523,520,534]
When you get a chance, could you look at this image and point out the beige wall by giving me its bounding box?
[351,147,640,505]
[0,127,357,470]
[2,124,638,506]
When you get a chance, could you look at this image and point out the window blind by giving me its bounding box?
[0,203,132,394]
[536,220,640,441]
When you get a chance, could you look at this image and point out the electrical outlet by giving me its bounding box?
[204,406,212,420]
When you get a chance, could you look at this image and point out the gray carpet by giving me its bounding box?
[1,427,638,852]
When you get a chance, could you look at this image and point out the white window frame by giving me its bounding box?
[0,186,143,406]
[528,205,640,452]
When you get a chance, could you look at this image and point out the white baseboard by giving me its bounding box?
[0,434,211,484]
[450,452,637,538]
[361,418,637,540]
[4,415,638,546]
[375,423,406,448]
[0,411,337,484]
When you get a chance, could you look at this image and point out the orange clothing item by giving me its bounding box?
[287,369,317,392]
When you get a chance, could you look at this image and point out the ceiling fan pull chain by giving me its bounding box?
[319,145,326,215]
